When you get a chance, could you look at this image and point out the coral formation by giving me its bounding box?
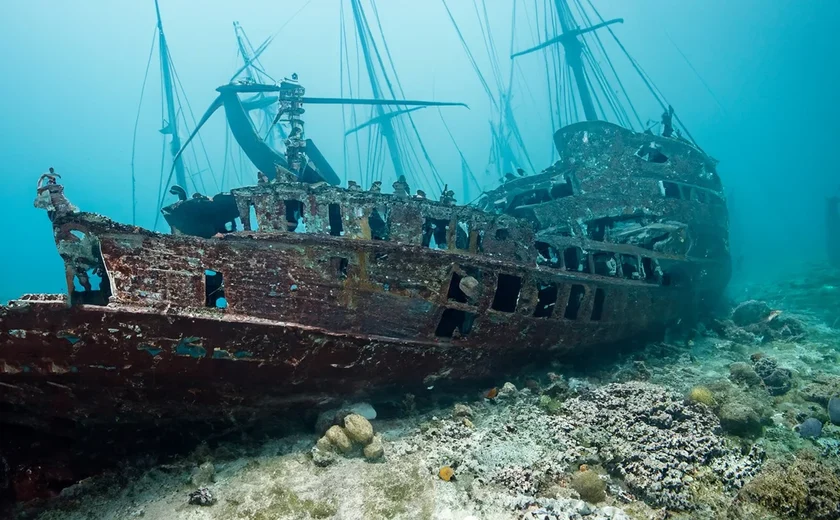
[569,469,606,503]
[188,487,216,506]
[753,356,794,396]
[741,453,840,520]
[560,382,757,510]
[729,362,762,387]
[688,386,716,406]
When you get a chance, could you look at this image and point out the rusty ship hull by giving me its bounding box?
[1,121,730,429]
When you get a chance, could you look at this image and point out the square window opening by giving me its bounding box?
[533,283,558,318]
[564,284,586,320]
[71,266,111,306]
[491,273,522,312]
[663,181,681,199]
[551,179,574,198]
[564,247,586,272]
[328,203,344,236]
[642,257,658,282]
[205,269,226,309]
[535,242,561,268]
[455,220,470,250]
[248,203,260,231]
[593,252,617,276]
[495,228,509,241]
[330,257,349,280]
[621,255,641,280]
[447,272,467,303]
[591,288,606,321]
[284,199,305,232]
[435,309,476,338]
[369,208,390,240]
[422,217,449,248]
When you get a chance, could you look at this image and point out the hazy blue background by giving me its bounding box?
[0,0,837,302]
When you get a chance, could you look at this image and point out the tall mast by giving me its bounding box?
[349,0,405,180]
[511,0,622,123]
[553,0,596,121]
[154,0,187,190]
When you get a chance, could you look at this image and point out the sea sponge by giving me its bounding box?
[343,413,374,444]
[438,466,455,481]
[325,425,352,453]
[570,470,606,503]
[363,434,384,460]
[687,386,716,407]
[741,453,840,519]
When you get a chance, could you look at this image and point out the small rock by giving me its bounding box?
[798,417,823,438]
[343,413,374,445]
[569,498,593,515]
[453,403,473,419]
[497,382,518,399]
[363,434,384,461]
[325,425,352,452]
[190,461,215,487]
[830,397,840,425]
[188,487,216,506]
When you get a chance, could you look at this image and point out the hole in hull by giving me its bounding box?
[591,288,606,321]
[564,284,586,320]
[491,274,522,312]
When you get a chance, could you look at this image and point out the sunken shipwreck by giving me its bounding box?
[11,1,837,519]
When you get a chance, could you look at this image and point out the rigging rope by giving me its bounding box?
[573,0,642,129]
[438,109,482,193]
[153,44,167,231]
[441,0,497,108]
[130,28,157,226]
[168,49,219,192]
[664,30,726,113]
[361,0,443,192]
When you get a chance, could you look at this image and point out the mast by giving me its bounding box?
[349,0,405,180]
[553,0,596,121]
[154,0,187,190]
[511,0,622,124]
